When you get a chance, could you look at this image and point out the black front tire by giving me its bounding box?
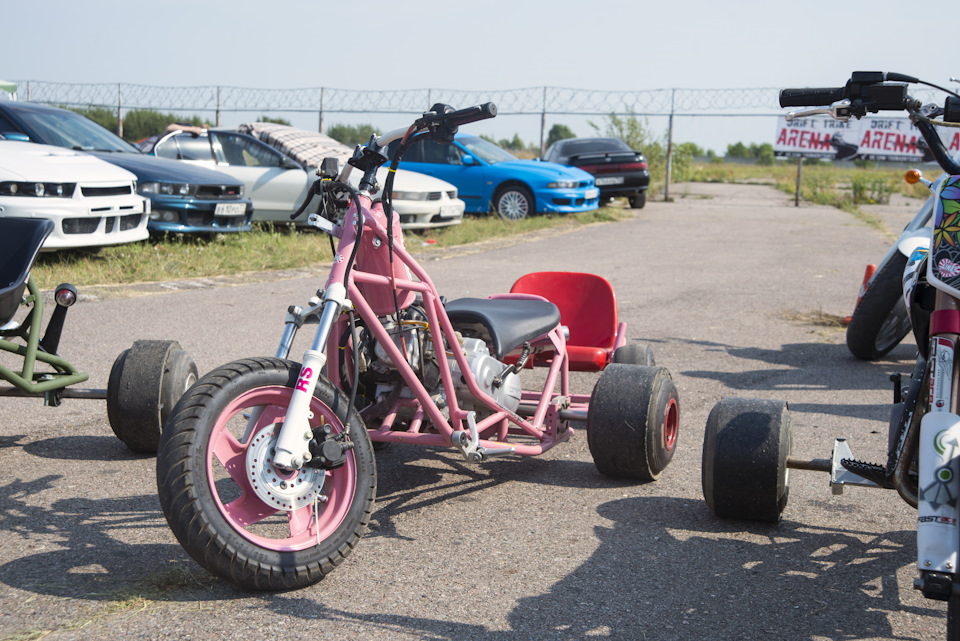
[846,253,912,361]
[702,397,791,522]
[156,357,376,590]
[587,364,679,481]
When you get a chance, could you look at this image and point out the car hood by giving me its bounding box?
[0,141,137,183]
[88,150,242,185]
[488,159,594,181]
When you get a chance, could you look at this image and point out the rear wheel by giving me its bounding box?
[628,191,646,209]
[107,340,198,454]
[612,343,656,367]
[701,397,791,522]
[494,185,533,220]
[587,364,679,481]
[156,357,376,590]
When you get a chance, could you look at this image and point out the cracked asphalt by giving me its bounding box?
[0,182,945,640]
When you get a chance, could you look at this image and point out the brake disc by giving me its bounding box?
[245,426,325,511]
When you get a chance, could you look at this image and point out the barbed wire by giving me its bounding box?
[16,80,940,118]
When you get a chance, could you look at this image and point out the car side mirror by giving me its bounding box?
[280,156,301,170]
[461,154,476,166]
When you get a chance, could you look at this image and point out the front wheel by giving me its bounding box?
[156,357,376,591]
[846,252,912,360]
[587,364,679,481]
[494,185,534,220]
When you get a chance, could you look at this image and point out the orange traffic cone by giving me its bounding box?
[843,264,876,325]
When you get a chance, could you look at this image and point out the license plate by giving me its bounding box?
[439,205,460,218]
[215,203,246,217]
[585,188,600,199]
[594,176,625,186]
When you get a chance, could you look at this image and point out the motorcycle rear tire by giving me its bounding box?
[846,253,912,361]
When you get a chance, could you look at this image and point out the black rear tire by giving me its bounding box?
[702,397,791,522]
[587,364,679,481]
[628,191,646,209]
[846,253,911,360]
[612,343,656,367]
[107,340,198,453]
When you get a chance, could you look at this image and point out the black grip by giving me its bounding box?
[779,87,846,108]
[444,102,498,127]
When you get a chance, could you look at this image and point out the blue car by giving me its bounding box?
[387,134,598,220]
[0,102,252,234]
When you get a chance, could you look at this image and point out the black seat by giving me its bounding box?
[444,297,561,359]
[0,218,54,326]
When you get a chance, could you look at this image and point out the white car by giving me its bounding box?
[140,124,465,230]
[0,140,148,250]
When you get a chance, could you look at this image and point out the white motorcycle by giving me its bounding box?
[701,71,960,640]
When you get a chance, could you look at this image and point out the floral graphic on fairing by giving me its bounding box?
[932,177,960,288]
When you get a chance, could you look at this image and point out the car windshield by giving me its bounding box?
[457,136,517,164]
[15,108,139,153]
[563,139,631,155]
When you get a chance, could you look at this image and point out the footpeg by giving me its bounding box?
[452,412,515,462]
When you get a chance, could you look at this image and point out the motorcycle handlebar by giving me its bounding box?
[417,102,497,130]
[779,87,846,108]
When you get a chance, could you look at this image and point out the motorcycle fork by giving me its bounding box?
[916,291,960,599]
[269,283,348,471]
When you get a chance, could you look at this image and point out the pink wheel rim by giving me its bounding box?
[663,397,679,452]
[205,385,357,552]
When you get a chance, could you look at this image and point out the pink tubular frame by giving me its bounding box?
[320,196,586,458]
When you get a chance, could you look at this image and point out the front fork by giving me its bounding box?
[917,294,960,599]
[271,283,349,471]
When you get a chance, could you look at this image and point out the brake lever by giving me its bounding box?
[786,99,853,122]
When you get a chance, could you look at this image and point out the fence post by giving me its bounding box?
[539,87,547,157]
[795,156,802,207]
[663,89,675,202]
[216,87,221,127]
[318,87,324,133]
[117,83,123,138]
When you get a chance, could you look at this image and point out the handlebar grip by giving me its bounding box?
[444,102,498,128]
[779,87,846,108]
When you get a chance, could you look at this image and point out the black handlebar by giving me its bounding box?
[779,87,846,108]
[780,71,960,175]
[415,102,497,144]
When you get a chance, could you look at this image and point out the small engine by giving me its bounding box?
[448,337,521,415]
[351,307,521,424]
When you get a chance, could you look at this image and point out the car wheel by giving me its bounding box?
[628,191,646,209]
[494,185,533,220]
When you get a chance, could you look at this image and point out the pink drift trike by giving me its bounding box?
[156,103,679,590]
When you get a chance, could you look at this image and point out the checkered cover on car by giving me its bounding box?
[236,123,353,168]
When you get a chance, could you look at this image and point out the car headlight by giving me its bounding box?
[0,181,76,197]
[547,180,579,189]
[390,190,427,201]
[138,181,196,197]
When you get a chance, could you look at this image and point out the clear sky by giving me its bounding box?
[4,0,957,154]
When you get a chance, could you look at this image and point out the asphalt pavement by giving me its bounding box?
[0,182,944,640]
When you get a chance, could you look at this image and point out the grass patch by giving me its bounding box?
[29,160,931,291]
[32,207,632,290]
[2,567,218,641]
[781,309,848,328]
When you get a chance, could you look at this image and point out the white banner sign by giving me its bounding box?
[774,116,960,162]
